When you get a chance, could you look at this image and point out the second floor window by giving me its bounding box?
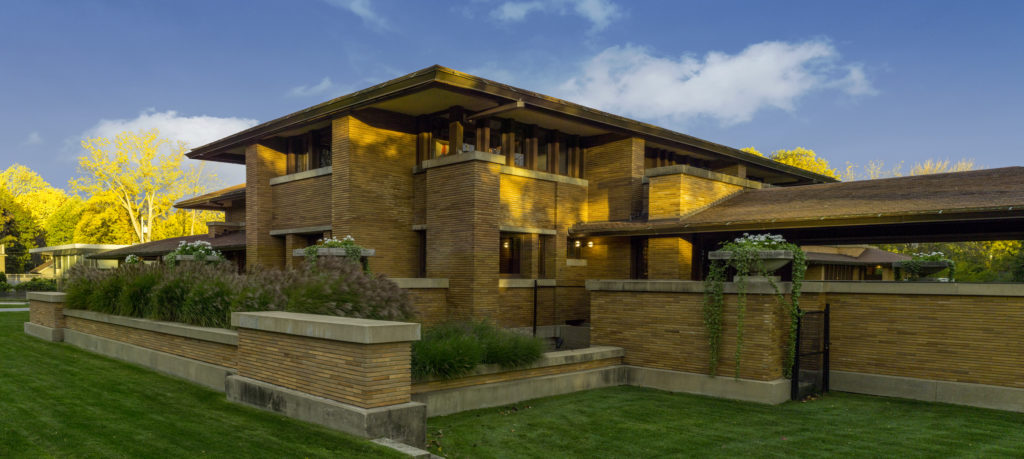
[286,127,332,174]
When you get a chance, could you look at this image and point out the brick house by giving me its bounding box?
[179,65,836,328]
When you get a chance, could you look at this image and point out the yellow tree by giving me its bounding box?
[770,147,839,179]
[740,147,763,157]
[72,129,213,243]
[0,164,69,232]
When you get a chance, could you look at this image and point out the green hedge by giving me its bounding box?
[63,257,413,328]
[412,321,545,380]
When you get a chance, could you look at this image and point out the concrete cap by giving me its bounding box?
[27,291,67,303]
[231,311,420,344]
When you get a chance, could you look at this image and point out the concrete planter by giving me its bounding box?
[708,249,794,272]
[168,254,223,263]
[291,248,376,257]
[893,261,951,279]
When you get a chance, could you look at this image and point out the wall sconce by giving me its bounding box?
[574,240,582,248]
[503,241,510,249]
[587,241,594,248]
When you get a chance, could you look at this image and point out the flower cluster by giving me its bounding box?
[164,240,223,266]
[912,251,946,261]
[124,254,142,265]
[726,233,789,250]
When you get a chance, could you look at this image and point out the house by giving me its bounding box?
[802,245,910,281]
[119,65,1023,328]
[28,244,126,278]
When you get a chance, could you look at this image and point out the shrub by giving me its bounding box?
[12,277,58,292]
[115,264,161,317]
[412,321,545,380]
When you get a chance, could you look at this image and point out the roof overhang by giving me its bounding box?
[186,65,836,184]
[29,244,128,256]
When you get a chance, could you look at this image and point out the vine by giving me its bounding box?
[702,233,806,379]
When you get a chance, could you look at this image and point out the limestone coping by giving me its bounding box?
[421,151,505,170]
[391,278,449,289]
[499,165,588,187]
[586,279,1024,297]
[291,247,376,257]
[566,258,588,267]
[498,225,557,235]
[499,278,557,288]
[231,311,420,344]
[414,345,624,383]
[269,225,333,236]
[27,292,67,303]
[63,309,239,345]
[269,165,332,185]
[645,164,767,189]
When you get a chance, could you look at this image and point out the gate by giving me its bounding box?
[791,304,829,400]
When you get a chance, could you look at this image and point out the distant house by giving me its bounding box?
[28,244,127,279]
[802,245,910,281]
[89,184,247,270]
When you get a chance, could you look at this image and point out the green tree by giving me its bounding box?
[0,164,69,239]
[73,194,136,245]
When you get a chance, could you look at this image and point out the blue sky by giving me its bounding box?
[2,0,1022,188]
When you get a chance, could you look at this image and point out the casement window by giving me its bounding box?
[499,233,523,275]
[630,237,649,280]
[285,126,332,174]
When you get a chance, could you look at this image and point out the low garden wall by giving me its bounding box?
[588,280,1024,411]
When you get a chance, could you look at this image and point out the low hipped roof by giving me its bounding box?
[174,183,246,210]
[186,65,835,185]
[573,167,1024,236]
[804,247,911,266]
[89,232,246,260]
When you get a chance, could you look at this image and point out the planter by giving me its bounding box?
[893,261,951,278]
[168,254,223,263]
[708,250,794,273]
[291,248,376,257]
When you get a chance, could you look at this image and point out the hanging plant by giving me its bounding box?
[703,233,806,379]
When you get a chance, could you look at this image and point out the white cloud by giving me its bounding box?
[81,109,259,186]
[323,0,389,30]
[21,131,42,146]
[492,0,620,31]
[558,40,876,126]
[288,77,336,97]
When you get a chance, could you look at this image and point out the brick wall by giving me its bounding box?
[236,328,411,409]
[810,291,1024,389]
[585,137,644,222]
[500,175,556,228]
[65,316,237,368]
[411,357,621,394]
[30,300,64,329]
[591,290,786,380]
[583,236,632,280]
[648,172,744,219]
[245,143,287,269]
[271,175,332,229]
[497,287,557,328]
[407,288,448,327]
[426,160,501,322]
[224,205,245,223]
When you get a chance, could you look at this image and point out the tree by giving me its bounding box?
[43,196,84,246]
[73,194,135,244]
[740,147,763,157]
[72,129,215,243]
[0,164,69,238]
[769,147,839,179]
[0,187,43,273]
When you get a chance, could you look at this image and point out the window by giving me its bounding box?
[417,230,427,278]
[567,238,583,259]
[630,237,649,279]
[285,126,332,174]
[499,233,522,275]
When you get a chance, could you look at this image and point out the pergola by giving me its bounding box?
[572,167,1024,278]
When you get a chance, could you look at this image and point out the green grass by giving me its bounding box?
[427,385,1024,458]
[0,312,401,458]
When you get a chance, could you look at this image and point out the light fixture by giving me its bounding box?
[503,241,510,249]
[574,240,581,248]
[587,241,594,248]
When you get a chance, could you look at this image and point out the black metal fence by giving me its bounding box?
[791,304,830,400]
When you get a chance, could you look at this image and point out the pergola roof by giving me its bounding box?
[573,167,1024,243]
[89,232,245,260]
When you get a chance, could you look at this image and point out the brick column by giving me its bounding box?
[245,143,287,269]
[648,237,694,280]
[228,311,425,446]
[586,137,644,221]
[425,157,502,322]
[25,291,66,342]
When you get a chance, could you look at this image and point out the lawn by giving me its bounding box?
[427,383,1024,457]
[0,312,401,458]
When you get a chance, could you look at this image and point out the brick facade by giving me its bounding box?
[66,316,237,368]
[585,137,644,222]
[648,172,744,219]
[29,299,65,329]
[245,143,287,269]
